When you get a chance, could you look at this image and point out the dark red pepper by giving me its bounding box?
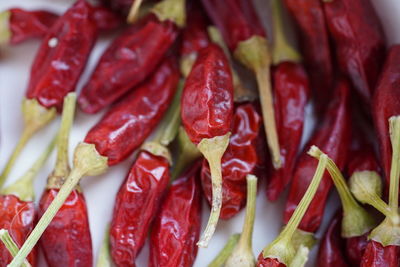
[149,161,202,267]
[361,241,400,267]
[284,77,351,233]
[110,150,170,267]
[256,256,286,267]
[201,103,262,219]
[84,56,179,166]
[91,5,123,31]
[322,0,386,104]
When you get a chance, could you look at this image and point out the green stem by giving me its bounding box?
[151,0,186,28]
[1,136,56,201]
[96,224,112,267]
[0,230,31,267]
[0,10,11,45]
[127,0,144,23]
[208,234,240,267]
[262,153,328,265]
[388,116,400,211]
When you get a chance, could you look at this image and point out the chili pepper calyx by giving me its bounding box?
[349,171,383,204]
[180,54,197,78]
[308,146,376,237]
[291,229,316,250]
[197,132,231,248]
[127,0,144,23]
[151,0,186,28]
[289,245,309,267]
[73,142,108,176]
[262,153,328,265]
[208,234,240,267]
[0,229,31,267]
[369,217,400,246]
[0,10,11,45]
[142,142,172,164]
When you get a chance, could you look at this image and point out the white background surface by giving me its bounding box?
[0,0,399,266]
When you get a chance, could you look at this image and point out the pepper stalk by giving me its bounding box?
[0,230,31,267]
[151,0,186,28]
[127,0,144,23]
[96,224,112,267]
[0,10,11,44]
[208,234,240,267]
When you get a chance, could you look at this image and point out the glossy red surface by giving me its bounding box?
[256,253,286,267]
[84,57,179,166]
[361,240,400,267]
[110,151,170,267]
[346,233,370,266]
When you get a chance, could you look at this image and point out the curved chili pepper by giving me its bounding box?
[110,150,170,267]
[361,240,400,267]
[284,78,351,233]
[0,8,58,45]
[92,6,123,31]
[149,161,202,267]
[282,0,333,112]
[373,45,400,189]
[79,0,185,114]
[266,62,309,201]
[39,189,92,267]
[84,56,179,166]
[322,0,386,104]
[317,212,350,267]
[0,195,36,266]
[201,103,262,219]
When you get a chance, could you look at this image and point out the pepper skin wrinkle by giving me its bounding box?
[361,240,400,267]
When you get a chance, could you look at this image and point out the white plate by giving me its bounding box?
[0,0,399,266]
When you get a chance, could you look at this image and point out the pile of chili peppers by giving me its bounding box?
[2,0,400,266]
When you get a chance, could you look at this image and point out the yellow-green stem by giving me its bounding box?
[0,10,11,45]
[152,0,186,27]
[127,0,144,23]
[208,234,240,267]
[96,224,112,267]
[0,230,31,267]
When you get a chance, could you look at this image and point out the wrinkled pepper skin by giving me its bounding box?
[284,78,351,233]
[317,213,350,267]
[200,0,266,51]
[26,0,97,111]
[360,241,400,267]
[79,14,179,113]
[6,8,58,45]
[84,57,179,166]
[92,6,123,31]
[0,195,36,267]
[39,189,92,267]
[323,0,386,104]
[373,45,400,189]
[256,255,286,267]
[181,44,234,144]
[283,0,333,110]
[346,234,369,266]
[149,161,202,267]
[110,151,170,267]
[201,103,262,219]
[266,62,309,201]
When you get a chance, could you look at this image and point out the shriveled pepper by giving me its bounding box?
[201,103,262,219]
[149,161,202,267]
[284,78,351,234]
[201,0,282,169]
[79,0,185,114]
[266,0,310,201]
[181,43,234,247]
[0,0,98,186]
[322,0,386,104]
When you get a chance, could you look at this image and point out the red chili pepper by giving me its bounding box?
[256,257,286,267]
[91,5,124,31]
[282,0,333,112]
[0,8,58,45]
[361,241,400,267]
[110,150,170,267]
[149,161,202,267]
[84,56,179,166]
[284,78,351,233]
[317,212,350,267]
[373,45,400,189]
[39,189,92,267]
[322,0,386,104]
[201,103,262,219]
[79,0,185,114]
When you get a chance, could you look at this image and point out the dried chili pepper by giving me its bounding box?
[201,103,262,219]
[361,241,400,267]
[0,0,98,186]
[317,212,350,267]
[322,0,386,104]
[283,78,351,234]
[373,45,400,189]
[282,0,333,112]
[266,0,309,201]
[79,0,185,114]
[92,5,123,31]
[0,8,58,45]
[201,0,282,169]
[181,43,234,247]
[149,161,202,267]
[257,152,328,266]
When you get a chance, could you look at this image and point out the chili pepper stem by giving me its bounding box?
[271,0,301,65]
[262,153,328,265]
[96,225,111,267]
[0,10,11,44]
[8,142,108,267]
[0,230,31,267]
[197,132,231,248]
[225,175,257,267]
[127,0,144,23]
[180,54,197,78]
[234,36,281,169]
[141,142,172,164]
[151,0,186,28]
[208,234,240,267]
[308,146,376,237]
[0,99,56,188]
